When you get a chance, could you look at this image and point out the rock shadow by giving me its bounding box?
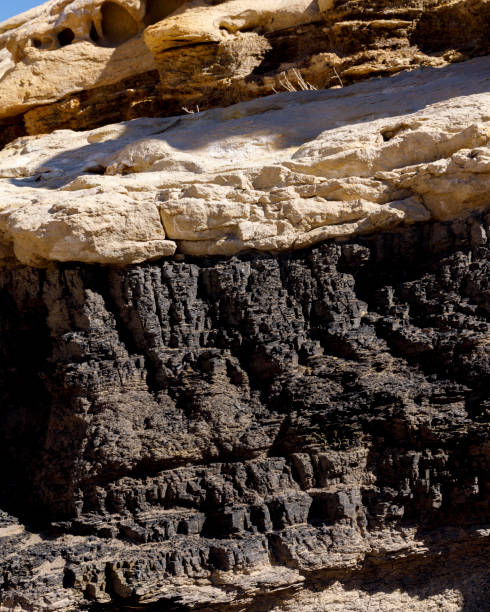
[7,56,490,189]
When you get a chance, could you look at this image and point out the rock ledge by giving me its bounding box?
[0,56,489,266]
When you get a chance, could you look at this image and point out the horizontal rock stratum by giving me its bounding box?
[0,56,489,266]
[1,0,489,142]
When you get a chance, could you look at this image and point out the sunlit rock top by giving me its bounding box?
[0,56,489,266]
[0,0,157,119]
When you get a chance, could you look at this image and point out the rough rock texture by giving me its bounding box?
[0,2,489,611]
[0,0,156,118]
[0,212,489,610]
[1,0,490,142]
[0,56,489,266]
[145,0,490,113]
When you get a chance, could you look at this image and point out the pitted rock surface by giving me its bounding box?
[0,213,488,610]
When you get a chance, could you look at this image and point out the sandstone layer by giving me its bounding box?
[0,212,488,610]
[0,56,489,266]
[0,0,489,143]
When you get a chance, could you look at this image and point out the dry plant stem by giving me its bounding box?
[277,68,317,92]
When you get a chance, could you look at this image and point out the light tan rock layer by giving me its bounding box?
[0,57,489,266]
[0,0,165,123]
[1,0,489,142]
[1,0,323,120]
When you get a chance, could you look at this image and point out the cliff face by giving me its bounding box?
[0,212,488,610]
[0,1,489,611]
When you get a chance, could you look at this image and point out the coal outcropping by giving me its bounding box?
[0,212,488,610]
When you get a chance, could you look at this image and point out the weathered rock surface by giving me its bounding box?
[0,0,489,141]
[0,0,155,119]
[0,212,488,610]
[0,56,489,266]
[0,2,489,611]
[146,0,490,113]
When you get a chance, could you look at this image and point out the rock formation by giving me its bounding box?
[0,1,489,611]
[0,56,489,266]
[0,212,489,610]
[1,0,489,141]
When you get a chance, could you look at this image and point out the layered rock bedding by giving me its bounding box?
[0,56,489,266]
[0,1,489,611]
[1,212,489,610]
[0,0,489,141]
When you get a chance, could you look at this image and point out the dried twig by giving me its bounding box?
[182,105,200,114]
[277,68,317,93]
[332,66,344,88]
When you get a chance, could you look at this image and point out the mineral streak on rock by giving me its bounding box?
[0,212,488,610]
[0,56,489,266]
[0,0,490,140]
